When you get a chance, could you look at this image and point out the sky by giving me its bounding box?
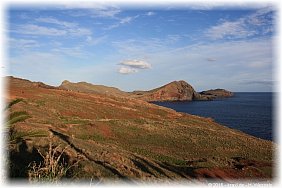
[7,3,275,92]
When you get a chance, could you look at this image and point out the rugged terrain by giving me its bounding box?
[59,79,233,102]
[6,76,274,183]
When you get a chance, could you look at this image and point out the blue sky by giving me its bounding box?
[7,4,275,92]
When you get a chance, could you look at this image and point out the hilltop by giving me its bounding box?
[129,80,201,101]
[59,80,128,97]
[6,76,274,182]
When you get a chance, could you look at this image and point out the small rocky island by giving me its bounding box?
[199,89,234,100]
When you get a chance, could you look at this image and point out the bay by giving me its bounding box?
[153,92,273,141]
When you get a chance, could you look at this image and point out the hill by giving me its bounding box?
[6,76,274,182]
[130,80,201,101]
[59,80,128,97]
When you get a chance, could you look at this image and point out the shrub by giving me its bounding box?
[28,139,78,183]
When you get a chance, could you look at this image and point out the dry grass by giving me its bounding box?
[28,137,78,183]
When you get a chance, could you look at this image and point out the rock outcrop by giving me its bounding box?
[130,80,202,102]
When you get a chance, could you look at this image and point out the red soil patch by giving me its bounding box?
[194,159,272,181]
[94,122,113,138]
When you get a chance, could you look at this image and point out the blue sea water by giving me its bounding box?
[153,92,274,141]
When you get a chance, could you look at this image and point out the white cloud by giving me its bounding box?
[13,23,92,37]
[63,4,121,18]
[67,27,92,36]
[120,16,134,24]
[112,38,170,57]
[105,15,138,30]
[120,60,152,69]
[205,7,274,40]
[15,24,67,36]
[167,35,181,43]
[36,17,77,28]
[90,7,121,18]
[9,38,40,49]
[205,19,257,39]
[51,46,85,58]
[86,35,107,45]
[146,12,155,16]
[118,67,138,74]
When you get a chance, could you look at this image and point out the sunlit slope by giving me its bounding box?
[7,76,274,181]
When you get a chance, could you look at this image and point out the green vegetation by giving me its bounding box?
[35,99,46,107]
[5,98,39,145]
[59,116,90,125]
[131,147,187,166]
[77,133,105,142]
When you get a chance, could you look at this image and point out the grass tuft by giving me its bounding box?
[28,139,79,183]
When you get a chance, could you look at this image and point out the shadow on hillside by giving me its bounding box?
[131,155,199,179]
[157,161,197,179]
[49,129,133,182]
[132,156,172,178]
[9,138,76,181]
[49,129,208,181]
[9,140,43,179]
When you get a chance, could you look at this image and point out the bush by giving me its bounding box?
[28,139,78,183]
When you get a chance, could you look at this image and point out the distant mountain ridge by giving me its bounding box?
[59,79,233,102]
[7,76,233,102]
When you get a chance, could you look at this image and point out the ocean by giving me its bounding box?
[153,92,274,141]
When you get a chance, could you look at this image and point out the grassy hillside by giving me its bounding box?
[6,77,275,183]
[59,80,129,97]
